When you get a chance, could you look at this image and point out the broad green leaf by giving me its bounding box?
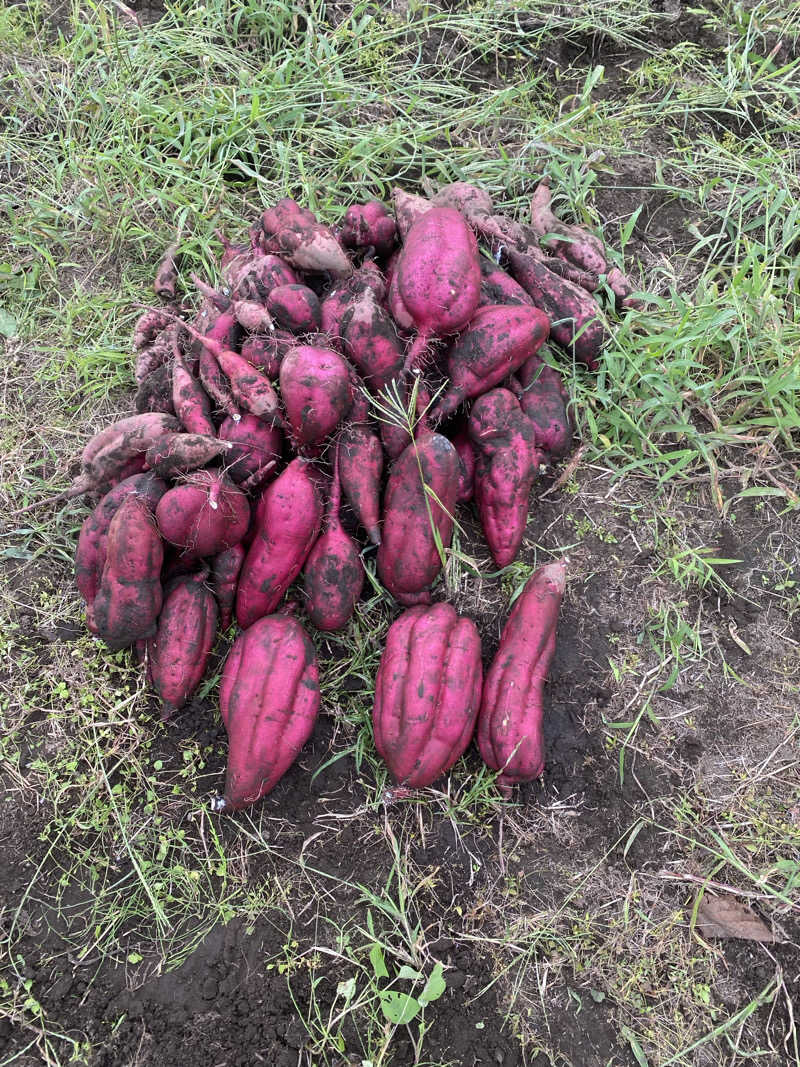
[380,991,421,1025]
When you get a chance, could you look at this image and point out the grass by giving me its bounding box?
[2,0,800,1064]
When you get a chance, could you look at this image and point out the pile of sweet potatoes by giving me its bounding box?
[46,179,640,808]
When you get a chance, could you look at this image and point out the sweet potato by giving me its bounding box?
[340,285,405,392]
[320,262,387,349]
[468,389,538,567]
[92,496,164,650]
[218,414,282,483]
[154,240,180,300]
[192,275,274,334]
[156,470,250,560]
[507,249,607,370]
[135,361,175,415]
[240,331,294,378]
[212,543,246,630]
[216,614,320,811]
[394,207,482,370]
[390,187,433,239]
[377,430,459,606]
[478,257,534,307]
[373,602,483,787]
[451,427,476,504]
[477,559,567,791]
[75,472,168,631]
[303,444,364,631]
[279,344,353,451]
[340,201,396,256]
[172,347,216,436]
[266,284,322,333]
[529,178,607,276]
[338,423,383,545]
[144,433,234,479]
[135,322,178,385]
[236,458,323,629]
[433,303,550,420]
[133,308,176,351]
[147,568,218,719]
[514,353,572,462]
[261,198,352,277]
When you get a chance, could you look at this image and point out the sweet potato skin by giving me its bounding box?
[218,414,282,484]
[477,560,566,790]
[81,413,181,489]
[144,433,233,479]
[219,614,320,810]
[451,427,476,504]
[147,568,218,719]
[377,431,459,606]
[236,459,323,629]
[172,349,216,436]
[478,257,534,307]
[469,389,539,567]
[92,496,164,650]
[340,287,405,393]
[212,543,246,631]
[515,354,572,461]
[266,284,322,334]
[279,345,353,451]
[373,603,483,787]
[156,471,250,560]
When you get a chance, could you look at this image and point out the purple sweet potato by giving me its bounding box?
[338,422,383,545]
[340,285,405,392]
[451,426,476,504]
[514,353,572,462]
[172,348,216,436]
[225,250,300,302]
[147,567,218,719]
[530,178,607,275]
[75,472,168,632]
[133,308,176,351]
[154,240,180,300]
[156,470,250,560]
[508,249,607,370]
[266,284,322,333]
[468,389,539,568]
[340,201,396,256]
[390,187,433,239]
[279,344,353,451]
[92,496,164,650]
[212,543,246,630]
[377,430,459,606]
[320,262,387,349]
[144,433,234,479]
[134,322,178,384]
[477,559,567,791]
[192,275,274,334]
[394,207,482,370]
[373,602,483,787]
[303,444,364,631]
[261,198,353,277]
[236,458,323,629]
[240,331,294,378]
[478,257,534,307]
[433,303,550,421]
[218,414,282,484]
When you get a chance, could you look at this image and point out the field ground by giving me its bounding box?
[1,1,799,1065]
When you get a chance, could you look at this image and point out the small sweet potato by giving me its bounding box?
[514,353,572,462]
[240,331,294,378]
[340,285,405,393]
[172,347,216,436]
[338,423,383,545]
[266,284,322,333]
[390,187,433,239]
[212,543,246,630]
[135,361,175,415]
[530,178,607,275]
[218,414,283,483]
[478,257,534,307]
[144,433,234,479]
[156,470,250,560]
[279,344,353,451]
[340,201,396,256]
[154,240,180,300]
[320,262,387,349]
[262,199,353,277]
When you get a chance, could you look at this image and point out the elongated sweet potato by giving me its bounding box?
[514,353,572,462]
[433,304,550,420]
[172,347,216,436]
[156,470,250,560]
[451,427,476,504]
[478,257,534,307]
[134,308,176,351]
[266,284,322,333]
[469,389,538,567]
[147,568,218,719]
[477,559,567,791]
[218,414,282,484]
[529,178,607,276]
[216,614,320,811]
[134,323,178,385]
[192,275,274,334]
[75,472,168,631]
[373,602,482,787]
[279,344,353,451]
[236,458,323,629]
[145,433,234,478]
[212,543,246,630]
[303,444,364,631]
[394,207,482,370]
[154,240,180,300]
[92,495,164,650]
[508,249,607,370]
[338,422,383,545]
[340,285,405,392]
[135,361,175,415]
[377,431,459,606]
[340,200,396,256]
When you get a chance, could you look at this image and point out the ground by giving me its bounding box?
[1,1,799,1065]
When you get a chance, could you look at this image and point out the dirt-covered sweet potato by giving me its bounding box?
[144,433,234,479]
[215,613,320,811]
[529,178,607,276]
[218,414,282,484]
[240,331,294,378]
[340,285,405,393]
[451,426,476,504]
[514,353,572,462]
[478,257,534,308]
[340,200,396,256]
[373,602,483,787]
[266,284,322,334]
[146,568,218,719]
[303,444,364,631]
[154,240,180,300]
[468,389,539,568]
[92,495,164,650]
[236,459,323,629]
[172,347,216,436]
[320,262,387,350]
[156,470,250,560]
[212,543,246,631]
[377,431,459,606]
[279,344,353,451]
[135,361,175,415]
[261,198,352,277]
[390,187,433,239]
[477,559,567,792]
[338,422,383,545]
[433,304,550,420]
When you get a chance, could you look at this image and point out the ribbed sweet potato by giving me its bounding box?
[156,470,250,560]
[469,389,538,568]
[373,602,483,787]
[212,543,246,630]
[303,444,364,631]
[266,284,322,333]
[279,344,353,451]
[75,472,168,632]
[433,303,550,420]
[147,568,218,719]
[477,559,567,792]
[218,414,282,484]
[236,459,323,629]
[377,431,459,606]
[216,613,320,811]
[340,200,396,256]
[92,496,164,650]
